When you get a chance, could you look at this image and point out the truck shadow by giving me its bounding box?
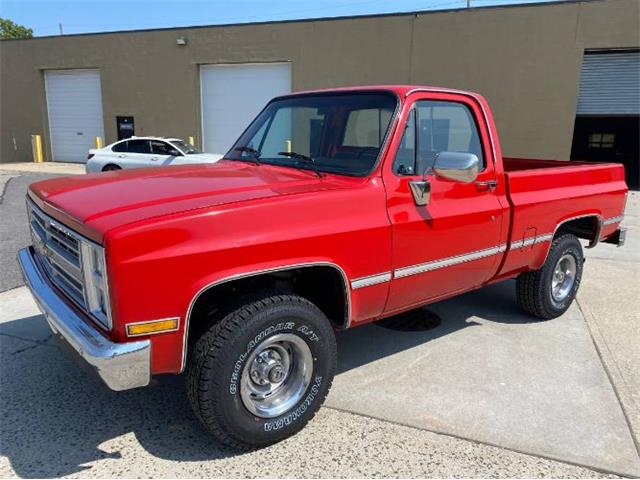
[1,280,534,477]
[336,279,533,374]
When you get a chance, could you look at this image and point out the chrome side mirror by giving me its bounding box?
[433,152,480,183]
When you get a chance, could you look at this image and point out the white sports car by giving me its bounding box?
[86,137,222,173]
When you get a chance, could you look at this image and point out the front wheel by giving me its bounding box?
[516,233,584,320]
[186,294,336,449]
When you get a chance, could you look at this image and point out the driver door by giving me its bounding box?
[150,140,179,166]
[383,92,507,314]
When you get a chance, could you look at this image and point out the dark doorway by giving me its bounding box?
[116,116,135,140]
[571,116,640,189]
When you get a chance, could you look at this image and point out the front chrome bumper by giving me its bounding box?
[18,247,151,391]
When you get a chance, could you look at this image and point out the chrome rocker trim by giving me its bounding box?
[18,247,151,391]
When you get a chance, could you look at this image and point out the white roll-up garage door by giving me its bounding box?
[577,51,640,115]
[200,63,291,155]
[45,70,105,163]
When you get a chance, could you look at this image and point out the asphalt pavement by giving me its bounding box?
[0,167,637,478]
[0,172,62,292]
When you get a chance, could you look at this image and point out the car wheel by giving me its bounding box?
[516,233,584,320]
[186,293,337,449]
[102,164,122,172]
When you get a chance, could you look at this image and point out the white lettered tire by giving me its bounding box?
[186,294,337,449]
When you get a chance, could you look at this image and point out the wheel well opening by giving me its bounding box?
[556,216,601,244]
[187,266,348,351]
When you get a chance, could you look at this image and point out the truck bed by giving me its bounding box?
[504,157,602,171]
[497,157,627,278]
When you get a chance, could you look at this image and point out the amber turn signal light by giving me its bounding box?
[126,318,179,337]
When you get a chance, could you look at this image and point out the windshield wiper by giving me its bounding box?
[278,151,324,178]
[233,146,261,165]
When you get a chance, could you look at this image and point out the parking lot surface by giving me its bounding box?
[0,167,638,478]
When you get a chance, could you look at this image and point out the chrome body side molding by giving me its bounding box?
[510,233,553,250]
[394,244,507,279]
[350,272,392,290]
[603,215,624,226]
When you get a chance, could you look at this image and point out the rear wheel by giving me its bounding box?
[102,164,121,171]
[516,233,584,319]
[186,293,336,449]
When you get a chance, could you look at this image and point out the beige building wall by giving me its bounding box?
[1,0,638,164]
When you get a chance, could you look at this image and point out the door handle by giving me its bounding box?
[476,180,497,191]
[117,154,126,158]
[151,157,159,161]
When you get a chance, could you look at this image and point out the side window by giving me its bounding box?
[112,141,128,153]
[392,109,416,175]
[127,139,151,154]
[415,101,484,173]
[150,140,176,155]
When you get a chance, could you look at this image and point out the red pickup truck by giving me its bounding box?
[19,85,627,448]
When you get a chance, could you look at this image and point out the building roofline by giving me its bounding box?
[1,0,602,42]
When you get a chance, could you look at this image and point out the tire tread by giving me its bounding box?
[186,293,335,449]
[516,233,583,320]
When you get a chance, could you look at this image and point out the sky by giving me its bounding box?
[2,0,560,37]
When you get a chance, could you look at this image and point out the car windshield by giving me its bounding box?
[170,139,201,154]
[225,92,397,176]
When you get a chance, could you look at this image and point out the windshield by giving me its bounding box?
[170,139,201,154]
[226,93,397,176]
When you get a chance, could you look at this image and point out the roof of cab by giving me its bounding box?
[274,85,480,99]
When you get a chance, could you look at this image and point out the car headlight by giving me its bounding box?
[80,240,112,330]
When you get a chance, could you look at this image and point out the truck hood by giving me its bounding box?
[29,160,357,242]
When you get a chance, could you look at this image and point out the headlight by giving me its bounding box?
[80,240,112,329]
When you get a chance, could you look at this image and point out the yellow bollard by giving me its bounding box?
[95,136,103,149]
[188,136,195,146]
[31,135,44,163]
[285,140,291,153]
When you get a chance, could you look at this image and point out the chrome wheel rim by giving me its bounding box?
[240,333,313,418]
[551,254,577,302]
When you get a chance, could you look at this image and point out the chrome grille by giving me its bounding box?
[28,201,86,308]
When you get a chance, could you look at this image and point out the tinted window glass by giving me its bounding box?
[393,101,484,175]
[150,140,176,155]
[127,139,151,154]
[416,101,484,172]
[227,93,397,177]
[343,108,392,148]
[112,141,128,153]
[392,109,416,175]
[259,108,293,158]
[169,140,200,154]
